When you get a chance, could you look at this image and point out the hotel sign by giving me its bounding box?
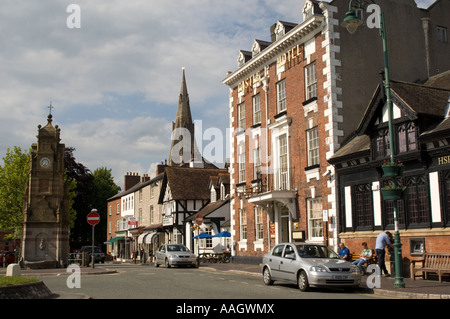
[237,43,304,94]
[238,71,261,93]
[277,43,304,69]
[438,156,450,165]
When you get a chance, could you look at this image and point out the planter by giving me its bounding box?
[382,165,403,177]
[381,188,404,200]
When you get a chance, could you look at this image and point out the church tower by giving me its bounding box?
[21,112,70,268]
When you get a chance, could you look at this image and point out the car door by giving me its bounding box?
[279,244,298,282]
[156,245,165,264]
[267,244,285,280]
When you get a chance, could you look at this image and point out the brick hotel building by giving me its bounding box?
[223,0,450,261]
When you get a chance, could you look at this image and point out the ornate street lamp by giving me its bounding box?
[341,0,405,289]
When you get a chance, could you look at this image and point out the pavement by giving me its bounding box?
[2,261,450,299]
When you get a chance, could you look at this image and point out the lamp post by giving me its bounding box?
[341,0,405,289]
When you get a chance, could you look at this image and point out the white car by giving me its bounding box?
[155,244,199,268]
[262,243,361,291]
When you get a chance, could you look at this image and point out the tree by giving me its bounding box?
[65,147,95,249]
[0,147,30,234]
[64,148,121,249]
[91,167,121,245]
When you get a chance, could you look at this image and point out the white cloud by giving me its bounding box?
[0,0,305,190]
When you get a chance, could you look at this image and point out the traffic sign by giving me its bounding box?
[195,213,203,226]
[87,209,100,226]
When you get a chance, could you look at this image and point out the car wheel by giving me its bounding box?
[263,267,274,285]
[165,258,171,268]
[298,271,309,292]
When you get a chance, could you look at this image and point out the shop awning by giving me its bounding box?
[144,232,159,244]
[138,233,148,244]
[104,236,124,245]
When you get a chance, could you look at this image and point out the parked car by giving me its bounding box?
[79,246,105,264]
[0,251,16,266]
[262,243,361,291]
[155,244,198,268]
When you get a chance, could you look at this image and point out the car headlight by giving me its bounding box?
[310,266,328,272]
[350,266,361,274]
[170,254,178,259]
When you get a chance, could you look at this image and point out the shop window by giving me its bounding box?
[405,175,430,226]
[353,183,373,230]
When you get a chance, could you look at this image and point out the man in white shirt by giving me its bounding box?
[375,231,393,276]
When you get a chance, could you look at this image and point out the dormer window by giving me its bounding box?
[274,22,285,40]
[237,51,251,68]
[302,0,314,20]
[251,41,261,57]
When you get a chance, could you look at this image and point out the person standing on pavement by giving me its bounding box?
[375,231,393,276]
[338,243,350,261]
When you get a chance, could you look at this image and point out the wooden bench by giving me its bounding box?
[411,252,450,283]
[350,252,378,267]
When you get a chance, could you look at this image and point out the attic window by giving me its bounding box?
[274,22,285,40]
[304,8,313,19]
[252,42,261,57]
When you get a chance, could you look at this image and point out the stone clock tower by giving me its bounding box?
[21,113,70,268]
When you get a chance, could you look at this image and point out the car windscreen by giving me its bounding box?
[167,245,189,252]
[295,245,340,259]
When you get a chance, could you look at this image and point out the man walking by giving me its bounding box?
[375,231,393,276]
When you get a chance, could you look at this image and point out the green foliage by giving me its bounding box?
[65,174,78,229]
[0,147,30,232]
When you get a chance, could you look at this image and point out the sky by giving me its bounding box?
[0,0,436,190]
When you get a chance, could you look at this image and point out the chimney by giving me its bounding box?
[141,174,150,182]
[124,172,140,191]
[156,164,167,176]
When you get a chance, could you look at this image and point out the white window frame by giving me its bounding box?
[255,206,264,240]
[238,140,246,183]
[305,62,317,100]
[253,94,261,125]
[238,102,245,131]
[279,134,288,190]
[277,79,287,113]
[307,197,323,241]
[307,127,319,166]
[239,208,247,241]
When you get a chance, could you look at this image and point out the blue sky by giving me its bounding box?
[0,0,436,190]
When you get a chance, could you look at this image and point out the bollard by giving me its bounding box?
[6,263,21,277]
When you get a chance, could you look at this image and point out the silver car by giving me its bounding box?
[155,244,199,268]
[262,243,361,291]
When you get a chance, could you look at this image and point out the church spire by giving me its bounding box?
[168,68,198,167]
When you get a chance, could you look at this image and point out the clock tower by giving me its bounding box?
[21,113,70,268]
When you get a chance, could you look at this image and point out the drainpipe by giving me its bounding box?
[421,17,431,78]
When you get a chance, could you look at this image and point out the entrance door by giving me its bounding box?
[280,206,290,243]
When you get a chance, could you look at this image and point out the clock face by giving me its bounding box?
[40,157,51,168]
